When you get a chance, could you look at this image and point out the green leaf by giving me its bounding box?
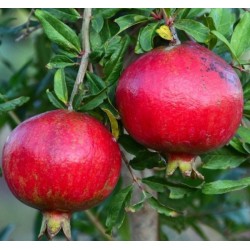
[106,185,133,233]
[35,9,81,53]
[46,89,65,109]
[118,134,145,155]
[92,14,104,33]
[86,72,106,93]
[237,126,250,144]
[130,151,165,170]
[142,176,166,193]
[115,14,152,34]
[231,12,250,58]
[209,8,235,37]
[139,22,160,52]
[44,8,81,22]
[104,35,130,85]
[147,197,179,217]
[174,19,210,43]
[102,108,119,139]
[168,186,193,199]
[211,30,239,62]
[0,96,29,112]
[229,137,248,154]
[201,147,246,170]
[0,168,2,177]
[185,8,208,19]
[54,69,68,104]
[94,8,121,19]
[79,89,107,111]
[202,177,250,195]
[47,55,76,69]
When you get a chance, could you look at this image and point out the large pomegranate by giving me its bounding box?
[2,110,121,240]
[116,41,243,179]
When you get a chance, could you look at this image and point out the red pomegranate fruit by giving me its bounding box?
[2,110,121,240]
[116,41,243,179]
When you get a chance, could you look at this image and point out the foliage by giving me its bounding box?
[0,8,250,241]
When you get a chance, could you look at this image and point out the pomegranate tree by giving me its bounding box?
[116,41,243,179]
[2,110,121,240]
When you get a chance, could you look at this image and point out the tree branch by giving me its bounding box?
[84,210,113,241]
[68,8,92,111]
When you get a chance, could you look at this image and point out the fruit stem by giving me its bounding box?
[161,9,181,46]
[38,211,72,240]
[68,8,92,111]
[166,153,204,180]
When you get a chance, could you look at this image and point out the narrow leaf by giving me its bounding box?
[102,108,119,139]
[44,8,81,22]
[106,185,133,232]
[115,14,152,34]
[130,151,165,170]
[209,8,235,37]
[237,126,250,144]
[139,22,160,51]
[46,89,65,109]
[202,177,250,195]
[175,19,210,43]
[147,197,179,217]
[35,9,81,53]
[0,96,29,112]
[201,147,246,170]
[54,69,68,104]
[104,36,130,85]
[231,12,250,58]
[118,134,145,155]
[211,30,239,62]
[156,25,173,41]
[47,55,76,69]
[86,72,106,93]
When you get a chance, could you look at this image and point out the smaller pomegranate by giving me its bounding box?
[116,42,243,179]
[2,110,121,240]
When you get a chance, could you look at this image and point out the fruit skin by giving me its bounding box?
[2,109,121,239]
[116,41,243,178]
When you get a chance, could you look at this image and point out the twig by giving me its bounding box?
[161,9,181,46]
[84,210,113,241]
[231,64,250,74]
[15,9,40,42]
[68,8,92,111]
[121,151,145,193]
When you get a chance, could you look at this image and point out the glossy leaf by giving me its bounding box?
[54,69,68,104]
[209,8,235,37]
[44,8,81,22]
[201,147,246,170]
[115,14,152,34]
[130,151,165,170]
[175,19,210,43]
[102,108,119,139]
[147,197,179,217]
[0,96,29,112]
[46,89,65,109]
[231,12,250,58]
[35,9,81,53]
[86,72,106,93]
[104,36,130,85]
[139,22,160,51]
[237,126,250,144]
[118,134,145,155]
[47,55,76,69]
[211,30,238,61]
[106,185,133,233]
[202,177,250,195]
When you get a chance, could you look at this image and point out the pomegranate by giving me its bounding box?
[2,110,121,240]
[116,41,243,179]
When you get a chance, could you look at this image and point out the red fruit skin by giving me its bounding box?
[116,42,243,155]
[2,110,121,212]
